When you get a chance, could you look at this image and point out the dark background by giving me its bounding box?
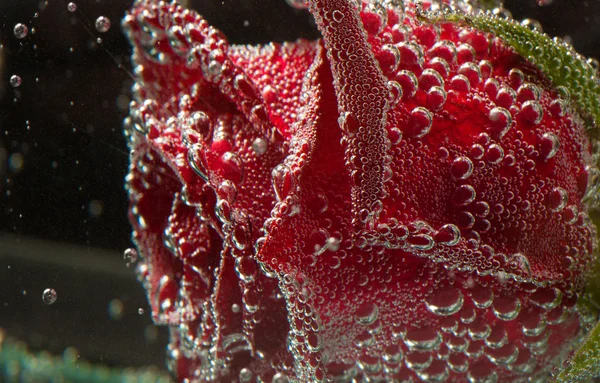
[0,0,599,373]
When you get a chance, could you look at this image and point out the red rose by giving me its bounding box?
[123,0,599,381]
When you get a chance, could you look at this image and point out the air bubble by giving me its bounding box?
[332,9,344,23]
[383,344,403,363]
[272,373,290,383]
[540,132,560,160]
[486,144,504,164]
[67,2,77,12]
[354,302,379,326]
[519,101,543,124]
[42,288,57,305]
[10,75,22,88]
[123,248,138,267]
[489,107,512,138]
[434,224,461,246]
[239,367,253,382]
[95,16,111,33]
[425,287,464,316]
[235,256,258,283]
[452,185,476,206]
[218,180,238,204]
[387,80,403,106]
[451,156,473,179]
[493,296,521,321]
[548,187,568,212]
[509,253,531,275]
[221,152,244,184]
[403,327,442,351]
[426,86,447,111]
[407,107,433,137]
[309,228,329,256]
[521,18,543,33]
[14,23,28,39]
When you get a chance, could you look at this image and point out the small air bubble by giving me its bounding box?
[10,75,22,88]
[42,288,57,305]
[14,23,28,39]
[67,2,77,12]
[123,248,138,267]
[95,16,111,33]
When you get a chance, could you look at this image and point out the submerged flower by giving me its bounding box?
[123,0,600,381]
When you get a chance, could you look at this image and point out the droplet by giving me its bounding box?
[42,288,57,305]
[123,248,138,267]
[272,164,294,202]
[451,156,473,179]
[425,287,464,316]
[548,187,568,212]
[10,75,22,88]
[14,23,28,39]
[67,2,77,12]
[95,16,111,33]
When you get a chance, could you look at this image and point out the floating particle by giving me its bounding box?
[67,2,77,12]
[13,23,28,39]
[10,75,22,88]
[95,16,111,33]
[42,288,57,305]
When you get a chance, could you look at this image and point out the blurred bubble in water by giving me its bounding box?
[42,288,57,305]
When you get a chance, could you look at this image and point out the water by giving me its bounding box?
[1,0,600,382]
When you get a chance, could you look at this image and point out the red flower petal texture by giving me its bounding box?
[123,0,600,382]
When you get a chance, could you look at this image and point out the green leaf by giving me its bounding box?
[551,319,600,382]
